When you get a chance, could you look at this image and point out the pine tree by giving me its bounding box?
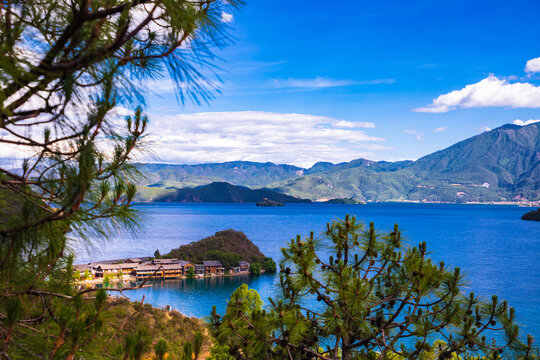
[0,1,240,358]
[211,216,538,359]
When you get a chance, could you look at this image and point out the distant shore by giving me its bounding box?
[134,199,540,206]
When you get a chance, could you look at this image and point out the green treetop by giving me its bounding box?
[211,216,537,360]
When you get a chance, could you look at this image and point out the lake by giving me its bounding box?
[74,202,540,339]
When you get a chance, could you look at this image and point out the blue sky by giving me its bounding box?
[140,0,540,167]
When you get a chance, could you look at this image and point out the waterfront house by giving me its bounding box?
[203,260,225,275]
[161,264,184,278]
[133,265,162,280]
[133,262,194,280]
[238,261,250,272]
[177,260,195,275]
[94,263,136,277]
[194,264,205,275]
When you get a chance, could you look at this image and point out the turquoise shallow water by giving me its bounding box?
[74,203,540,339]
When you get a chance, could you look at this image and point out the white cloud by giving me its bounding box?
[270,77,395,89]
[136,111,387,167]
[433,126,447,133]
[525,57,540,73]
[403,129,424,141]
[221,12,234,23]
[333,120,375,129]
[480,126,492,132]
[513,119,540,126]
[414,75,540,113]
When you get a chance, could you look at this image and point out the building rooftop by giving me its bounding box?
[153,258,178,264]
[95,263,135,270]
[133,265,161,271]
[203,260,223,267]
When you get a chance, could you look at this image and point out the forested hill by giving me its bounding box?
[135,123,540,203]
[151,181,311,203]
[166,229,267,268]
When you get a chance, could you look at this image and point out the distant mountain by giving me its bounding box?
[136,161,304,189]
[151,181,311,203]
[271,123,540,202]
[135,123,540,203]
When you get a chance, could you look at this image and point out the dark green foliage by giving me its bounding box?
[153,181,310,203]
[167,229,268,266]
[154,339,168,360]
[123,328,152,360]
[154,249,162,258]
[249,262,261,275]
[262,257,277,273]
[211,216,537,359]
[193,331,204,359]
[521,208,540,221]
[207,344,234,360]
[0,0,239,358]
[186,267,195,279]
[181,342,193,360]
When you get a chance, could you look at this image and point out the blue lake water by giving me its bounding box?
[74,203,540,339]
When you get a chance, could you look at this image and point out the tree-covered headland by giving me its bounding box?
[166,229,276,272]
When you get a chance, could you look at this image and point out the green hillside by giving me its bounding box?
[270,123,540,202]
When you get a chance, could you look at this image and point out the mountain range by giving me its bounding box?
[135,122,540,203]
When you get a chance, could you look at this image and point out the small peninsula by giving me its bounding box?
[74,230,276,283]
[522,208,540,222]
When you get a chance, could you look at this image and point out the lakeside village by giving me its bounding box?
[74,257,254,285]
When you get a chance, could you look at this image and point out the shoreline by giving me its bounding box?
[76,269,261,286]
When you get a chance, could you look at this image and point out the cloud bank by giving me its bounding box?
[414,75,540,113]
[133,111,386,167]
